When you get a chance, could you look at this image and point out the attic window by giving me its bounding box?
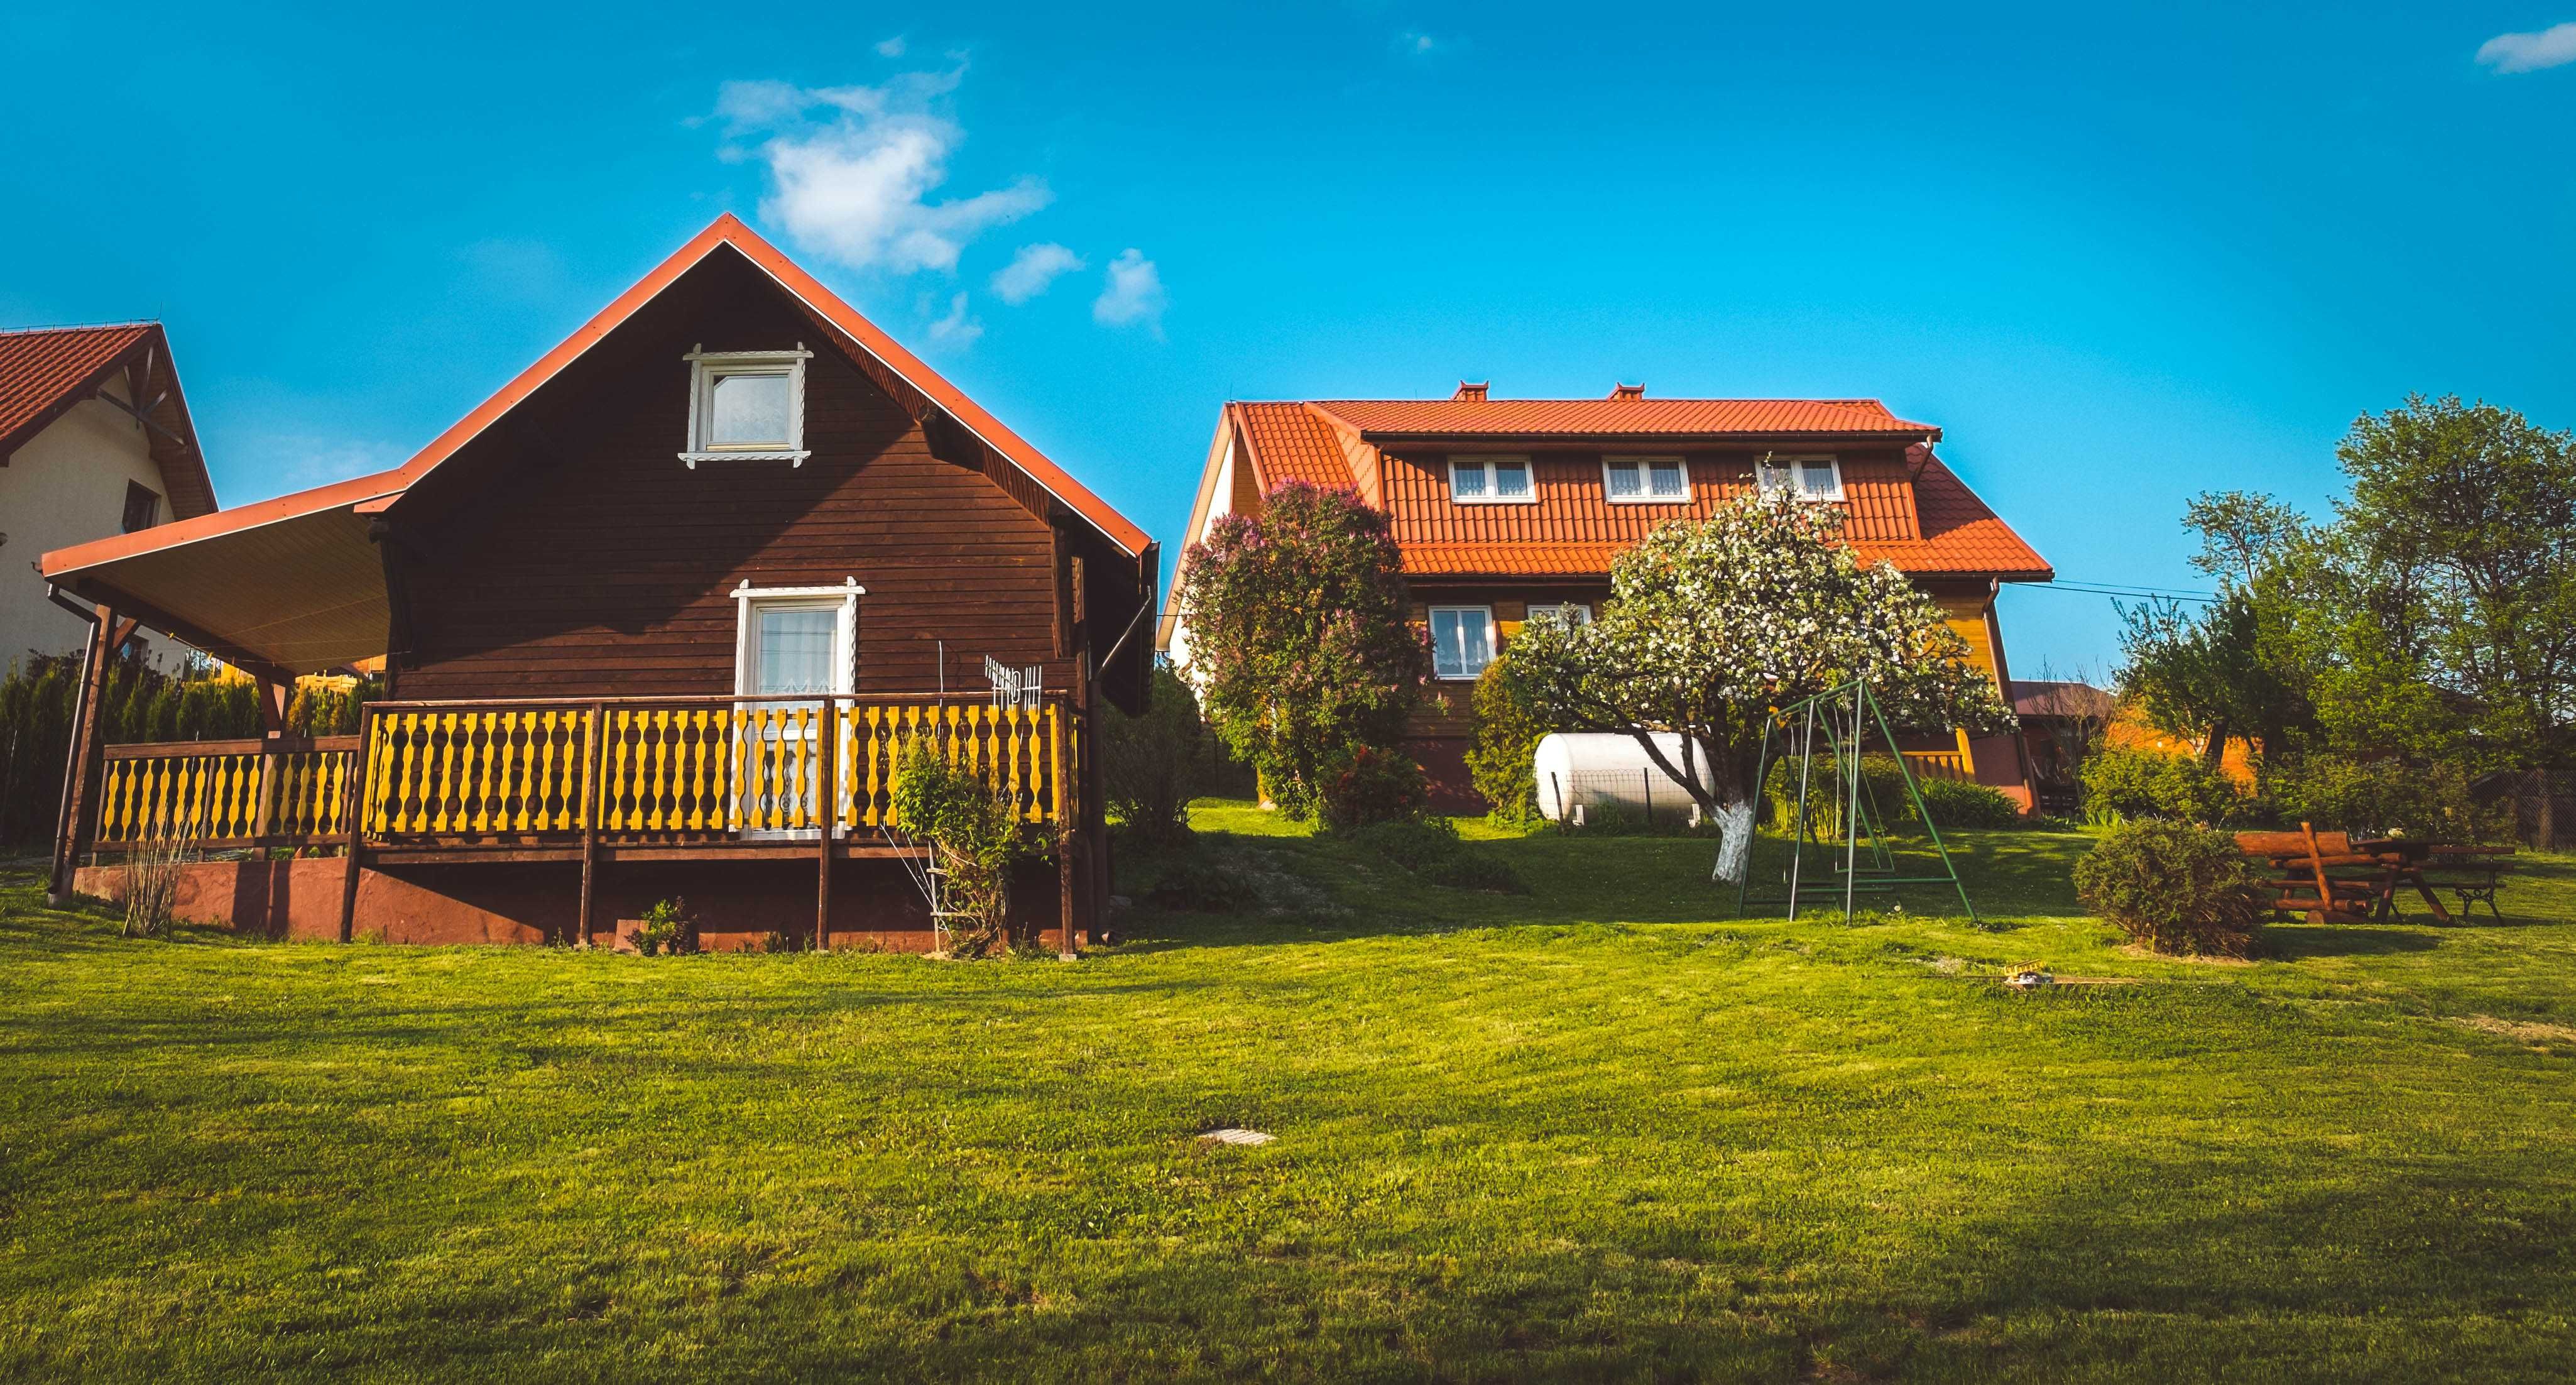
[681,344,813,468]
[120,481,160,534]
[1449,455,1533,504]
[1603,456,1687,503]
[1757,455,1843,502]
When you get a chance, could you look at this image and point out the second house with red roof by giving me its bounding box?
[1159,383,2053,811]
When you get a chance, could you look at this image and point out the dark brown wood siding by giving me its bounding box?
[394,254,1064,700]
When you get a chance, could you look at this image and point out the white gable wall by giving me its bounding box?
[0,379,187,674]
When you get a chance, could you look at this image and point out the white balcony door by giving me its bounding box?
[733,582,860,836]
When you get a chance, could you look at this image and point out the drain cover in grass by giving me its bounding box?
[1199,1127,1275,1146]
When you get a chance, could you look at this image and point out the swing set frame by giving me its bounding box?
[1732,678,1978,923]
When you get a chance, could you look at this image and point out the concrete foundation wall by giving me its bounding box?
[72,856,1071,951]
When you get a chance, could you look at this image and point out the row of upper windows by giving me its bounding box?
[1444,454,1845,505]
[1428,602,1591,681]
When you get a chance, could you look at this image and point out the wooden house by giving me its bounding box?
[40,216,1156,951]
[1158,385,2051,811]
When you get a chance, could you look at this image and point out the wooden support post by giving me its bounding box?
[251,677,290,845]
[47,606,122,906]
[816,697,836,952]
[337,705,371,943]
[577,702,603,948]
[1057,831,1079,960]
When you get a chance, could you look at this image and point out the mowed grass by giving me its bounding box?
[2,807,2573,1382]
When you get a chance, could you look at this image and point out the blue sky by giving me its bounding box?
[5,3,2571,678]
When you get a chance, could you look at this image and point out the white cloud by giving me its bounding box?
[926,292,982,348]
[714,69,1049,273]
[2477,23,2576,72]
[875,35,907,57]
[1397,30,1438,55]
[1091,249,1167,335]
[991,243,1085,304]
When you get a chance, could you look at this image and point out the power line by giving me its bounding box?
[2022,579,2219,605]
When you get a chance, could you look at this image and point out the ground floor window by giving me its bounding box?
[1431,606,1496,680]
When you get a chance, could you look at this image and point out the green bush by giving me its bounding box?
[2080,747,2252,826]
[2073,819,2269,957]
[1316,744,1431,831]
[2262,753,2508,842]
[890,738,1034,956]
[630,897,699,956]
[1918,777,2024,829]
[1100,665,1213,845]
[1463,659,1547,824]
[1339,816,1459,870]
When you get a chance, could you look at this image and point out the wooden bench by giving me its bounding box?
[2234,824,2393,924]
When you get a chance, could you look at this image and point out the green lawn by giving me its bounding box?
[4,808,2573,1381]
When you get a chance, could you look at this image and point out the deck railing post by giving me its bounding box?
[577,702,603,948]
[815,696,836,951]
[337,706,371,943]
[47,606,127,907]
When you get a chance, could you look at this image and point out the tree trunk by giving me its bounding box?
[2534,767,2555,851]
[2200,720,2229,770]
[1710,797,1758,883]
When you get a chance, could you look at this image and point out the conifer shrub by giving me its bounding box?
[2073,819,2268,957]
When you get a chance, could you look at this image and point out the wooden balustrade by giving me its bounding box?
[96,737,357,846]
[1902,750,1972,783]
[89,694,1076,856]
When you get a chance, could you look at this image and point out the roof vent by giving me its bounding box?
[1453,381,1489,402]
[1608,383,1645,400]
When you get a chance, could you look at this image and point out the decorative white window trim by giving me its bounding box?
[731,578,863,698]
[682,343,814,468]
[1602,454,1689,504]
[1429,605,1498,681]
[1757,453,1844,502]
[1448,454,1536,505]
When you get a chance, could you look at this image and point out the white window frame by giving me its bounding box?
[1429,605,1498,681]
[1448,454,1536,505]
[731,579,864,840]
[731,579,864,697]
[682,343,814,468]
[1757,454,1844,502]
[1524,601,1593,628]
[1601,455,1689,504]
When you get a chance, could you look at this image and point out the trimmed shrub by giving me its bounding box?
[1463,659,1547,824]
[1918,777,2023,829]
[891,738,1034,956]
[2080,747,2252,826]
[2073,819,2269,957]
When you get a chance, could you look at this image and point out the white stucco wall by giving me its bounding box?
[0,381,186,674]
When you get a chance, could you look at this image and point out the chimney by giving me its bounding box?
[1608,383,1645,400]
[1452,381,1489,402]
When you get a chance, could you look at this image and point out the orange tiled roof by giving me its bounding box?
[1310,396,1938,439]
[0,322,217,518]
[1224,393,2048,582]
[0,324,153,450]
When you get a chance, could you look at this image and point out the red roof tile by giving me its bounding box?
[0,324,152,451]
[0,322,216,519]
[1309,396,1938,439]
[1218,393,2048,583]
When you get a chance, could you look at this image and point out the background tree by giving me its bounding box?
[1509,494,2010,882]
[1172,482,1429,824]
[1098,663,1213,844]
[2330,394,2576,843]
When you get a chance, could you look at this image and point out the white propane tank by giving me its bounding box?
[1531,732,1710,823]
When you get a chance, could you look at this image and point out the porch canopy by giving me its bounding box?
[40,469,403,681]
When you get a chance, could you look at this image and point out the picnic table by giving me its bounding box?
[2355,839,2517,923]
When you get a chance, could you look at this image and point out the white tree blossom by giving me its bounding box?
[1510,493,2012,880]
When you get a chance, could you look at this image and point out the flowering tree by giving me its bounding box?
[1509,493,2011,880]
[1174,482,1429,822]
